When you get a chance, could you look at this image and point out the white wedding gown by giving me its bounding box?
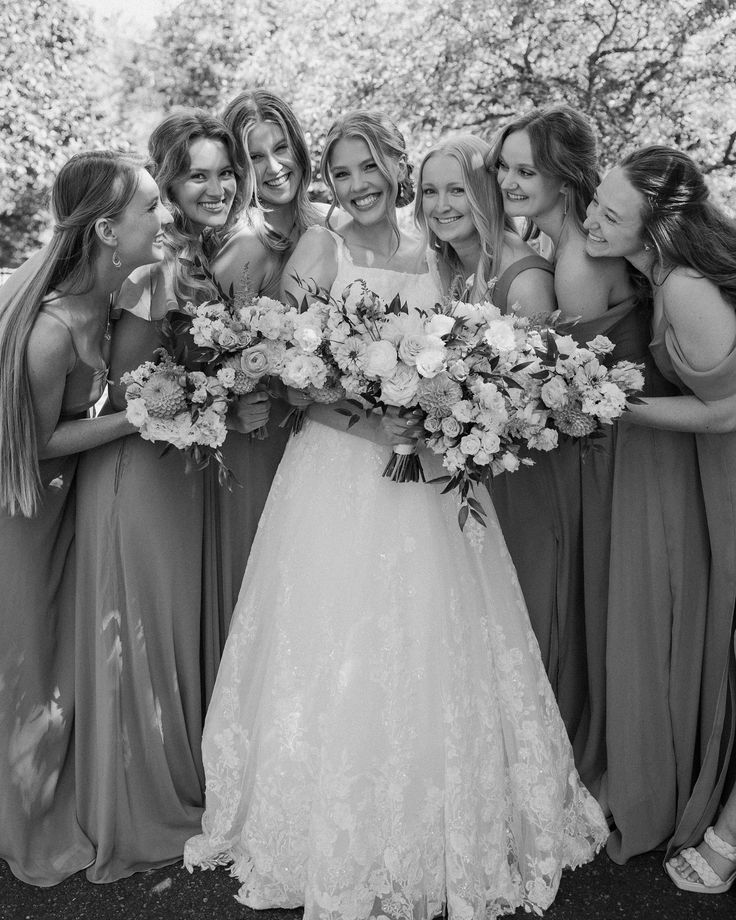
[185,230,608,919]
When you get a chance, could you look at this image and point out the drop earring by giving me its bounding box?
[112,249,122,269]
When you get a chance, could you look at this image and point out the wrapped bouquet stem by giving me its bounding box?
[383,442,426,483]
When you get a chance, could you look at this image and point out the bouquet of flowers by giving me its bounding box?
[170,259,297,438]
[121,348,230,480]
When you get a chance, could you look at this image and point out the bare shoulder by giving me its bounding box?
[27,309,75,379]
[555,234,630,318]
[663,269,736,368]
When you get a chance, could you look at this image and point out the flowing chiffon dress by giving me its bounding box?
[0,295,101,885]
[605,310,736,863]
[73,278,207,882]
[185,229,608,920]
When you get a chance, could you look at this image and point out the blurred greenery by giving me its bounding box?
[1,0,734,266]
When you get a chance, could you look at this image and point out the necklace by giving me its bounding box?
[104,293,113,341]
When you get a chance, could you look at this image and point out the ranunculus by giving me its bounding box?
[381,363,420,407]
[241,344,271,378]
[361,340,398,378]
[541,376,569,410]
[441,415,462,438]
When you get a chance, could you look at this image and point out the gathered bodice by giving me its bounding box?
[39,298,109,417]
[650,311,736,401]
[324,228,442,310]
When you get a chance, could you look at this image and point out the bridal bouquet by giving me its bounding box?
[121,348,230,479]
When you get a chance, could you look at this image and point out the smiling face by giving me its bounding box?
[248,120,302,207]
[170,137,237,231]
[496,129,564,221]
[109,168,172,271]
[584,166,646,260]
[328,136,399,226]
[420,153,478,248]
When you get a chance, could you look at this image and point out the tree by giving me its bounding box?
[0,0,116,266]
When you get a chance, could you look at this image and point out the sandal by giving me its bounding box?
[665,826,736,894]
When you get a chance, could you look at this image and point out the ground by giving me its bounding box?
[2,849,734,920]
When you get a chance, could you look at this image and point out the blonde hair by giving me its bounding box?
[0,150,141,516]
[415,135,511,299]
[320,110,412,251]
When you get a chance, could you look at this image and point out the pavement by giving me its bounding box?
[2,849,735,920]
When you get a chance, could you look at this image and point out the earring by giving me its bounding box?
[112,249,122,269]
[643,243,652,252]
[562,190,569,217]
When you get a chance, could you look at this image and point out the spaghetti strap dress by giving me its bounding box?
[0,296,103,885]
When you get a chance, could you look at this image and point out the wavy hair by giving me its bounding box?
[621,146,736,308]
[222,89,321,253]
[320,110,413,250]
[415,134,513,299]
[148,110,248,302]
[0,150,142,516]
[490,104,600,240]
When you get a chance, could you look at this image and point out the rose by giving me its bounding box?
[474,449,491,466]
[381,363,420,407]
[609,361,645,393]
[415,345,446,378]
[498,450,520,472]
[448,359,469,382]
[586,334,616,355]
[440,415,462,438]
[241,344,271,379]
[424,415,442,433]
[361,340,398,379]
[215,327,241,350]
[480,430,501,455]
[460,433,481,456]
[397,333,429,365]
[425,313,456,338]
[541,376,569,410]
[552,334,578,358]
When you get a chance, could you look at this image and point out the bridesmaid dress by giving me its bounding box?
[73,272,208,882]
[605,310,736,863]
[0,295,99,885]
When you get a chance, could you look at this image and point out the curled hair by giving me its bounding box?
[489,103,600,239]
[414,135,512,298]
[320,110,412,251]
[0,150,142,516]
[222,89,322,253]
[621,145,736,308]
[148,110,248,301]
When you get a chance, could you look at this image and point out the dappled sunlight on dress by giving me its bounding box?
[73,283,207,882]
[606,312,736,863]
[185,233,608,919]
[0,297,105,885]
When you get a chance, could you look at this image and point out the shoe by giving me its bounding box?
[665,826,736,894]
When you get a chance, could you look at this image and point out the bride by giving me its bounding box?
[185,110,608,920]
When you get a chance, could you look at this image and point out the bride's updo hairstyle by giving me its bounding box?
[222,89,322,252]
[490,104,599,240]
[0,150,142,516]
[414,134,514,297]
[320,110,413,247]
[148,110,248,301]
[620,145,736,307]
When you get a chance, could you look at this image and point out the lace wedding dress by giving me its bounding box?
[185,229,608,919]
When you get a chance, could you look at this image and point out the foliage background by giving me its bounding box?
[1,0,734,267]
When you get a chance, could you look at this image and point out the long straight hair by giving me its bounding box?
[415,135,512,299]
[0,150,141,516]
[222,89,322,254]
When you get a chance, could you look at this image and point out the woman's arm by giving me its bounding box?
[506,267,556,318]
[280,227,339,306]
[27,313,133,459]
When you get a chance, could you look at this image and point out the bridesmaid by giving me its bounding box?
[200,88,339,646]
[414,133,556,312]
[0,150,170,885]
[487,105,656,799]
[585,146,736,869]
[73,112,267,883]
